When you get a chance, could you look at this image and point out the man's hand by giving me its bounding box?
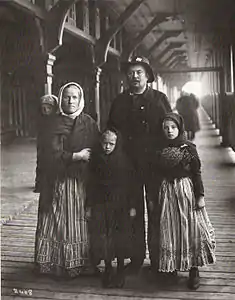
[130,208,136,217]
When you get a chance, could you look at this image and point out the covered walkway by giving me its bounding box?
[1,108,235,300]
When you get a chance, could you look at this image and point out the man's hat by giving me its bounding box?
[121,56,155,83]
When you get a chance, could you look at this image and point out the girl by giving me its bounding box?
[87,128,135,288]
[34,82,99,278]
[151,112,216,289]
[34,94,58,193]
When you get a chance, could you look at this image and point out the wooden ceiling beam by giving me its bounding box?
[163,50,187,66]
[123,13,171,61]
[167,59,178,69]
[154,41,186,62]
[157,66,223,74]
[162,52,179,66]
[45,0,79,54]
[94,0,146,67]
[166,55,184,68]
[168,56,186,68]
[147,30,182,58]
[5,0,46,19]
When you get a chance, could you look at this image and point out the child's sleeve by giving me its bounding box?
[190,145,204,199]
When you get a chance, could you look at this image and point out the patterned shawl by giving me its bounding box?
[158,113,191,168]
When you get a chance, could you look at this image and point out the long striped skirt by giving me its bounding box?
[158,178,216,272]
[34,176,90,277]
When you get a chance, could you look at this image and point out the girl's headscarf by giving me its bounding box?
[162,112,186,147]
[58,82,85,119]
[40,94,58,106]
[101,127,122,154]
[91,127,127,176]
[40,94,58,114]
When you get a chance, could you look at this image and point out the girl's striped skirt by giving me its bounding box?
[158,177,216,272]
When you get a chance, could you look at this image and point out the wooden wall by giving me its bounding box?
[0,15,44,142]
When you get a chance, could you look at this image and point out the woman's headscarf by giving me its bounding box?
[162,112,186,147]
[58,82,85,119]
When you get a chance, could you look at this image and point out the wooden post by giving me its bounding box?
[0,62,1,119]
[94,67,102,129]
[94,3,101,39]
[215,50,220,127]
[18,88,24,136]
[230,44,235,93]
[219,68,229,146]
[120,80,124,93]
[211,52,215,123]
[45,53,56,94]
[81,0,89,34]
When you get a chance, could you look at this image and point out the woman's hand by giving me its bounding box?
[130,208,136,217]
[196,196,205,210]
[73,148,91,161]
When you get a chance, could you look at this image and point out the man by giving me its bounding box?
[176,92,200,140]
[108,56,172,272]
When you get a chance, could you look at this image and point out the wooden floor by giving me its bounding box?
[1,108,235,300]
[1,138,38,225]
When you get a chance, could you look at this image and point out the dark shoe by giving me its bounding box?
[114,270,125,288]
[169,270,177,276]
[188,267,200,290]
[93,266,101,276]
[124,260,142,274]
[150,260,160,275]
[102,267,114,288]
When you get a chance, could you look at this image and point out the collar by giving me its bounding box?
[128,86,152,97]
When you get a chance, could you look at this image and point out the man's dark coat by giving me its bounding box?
[107,86,172,264]
[108,87,172,170]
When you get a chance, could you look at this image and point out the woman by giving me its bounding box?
[34,82,99,278]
